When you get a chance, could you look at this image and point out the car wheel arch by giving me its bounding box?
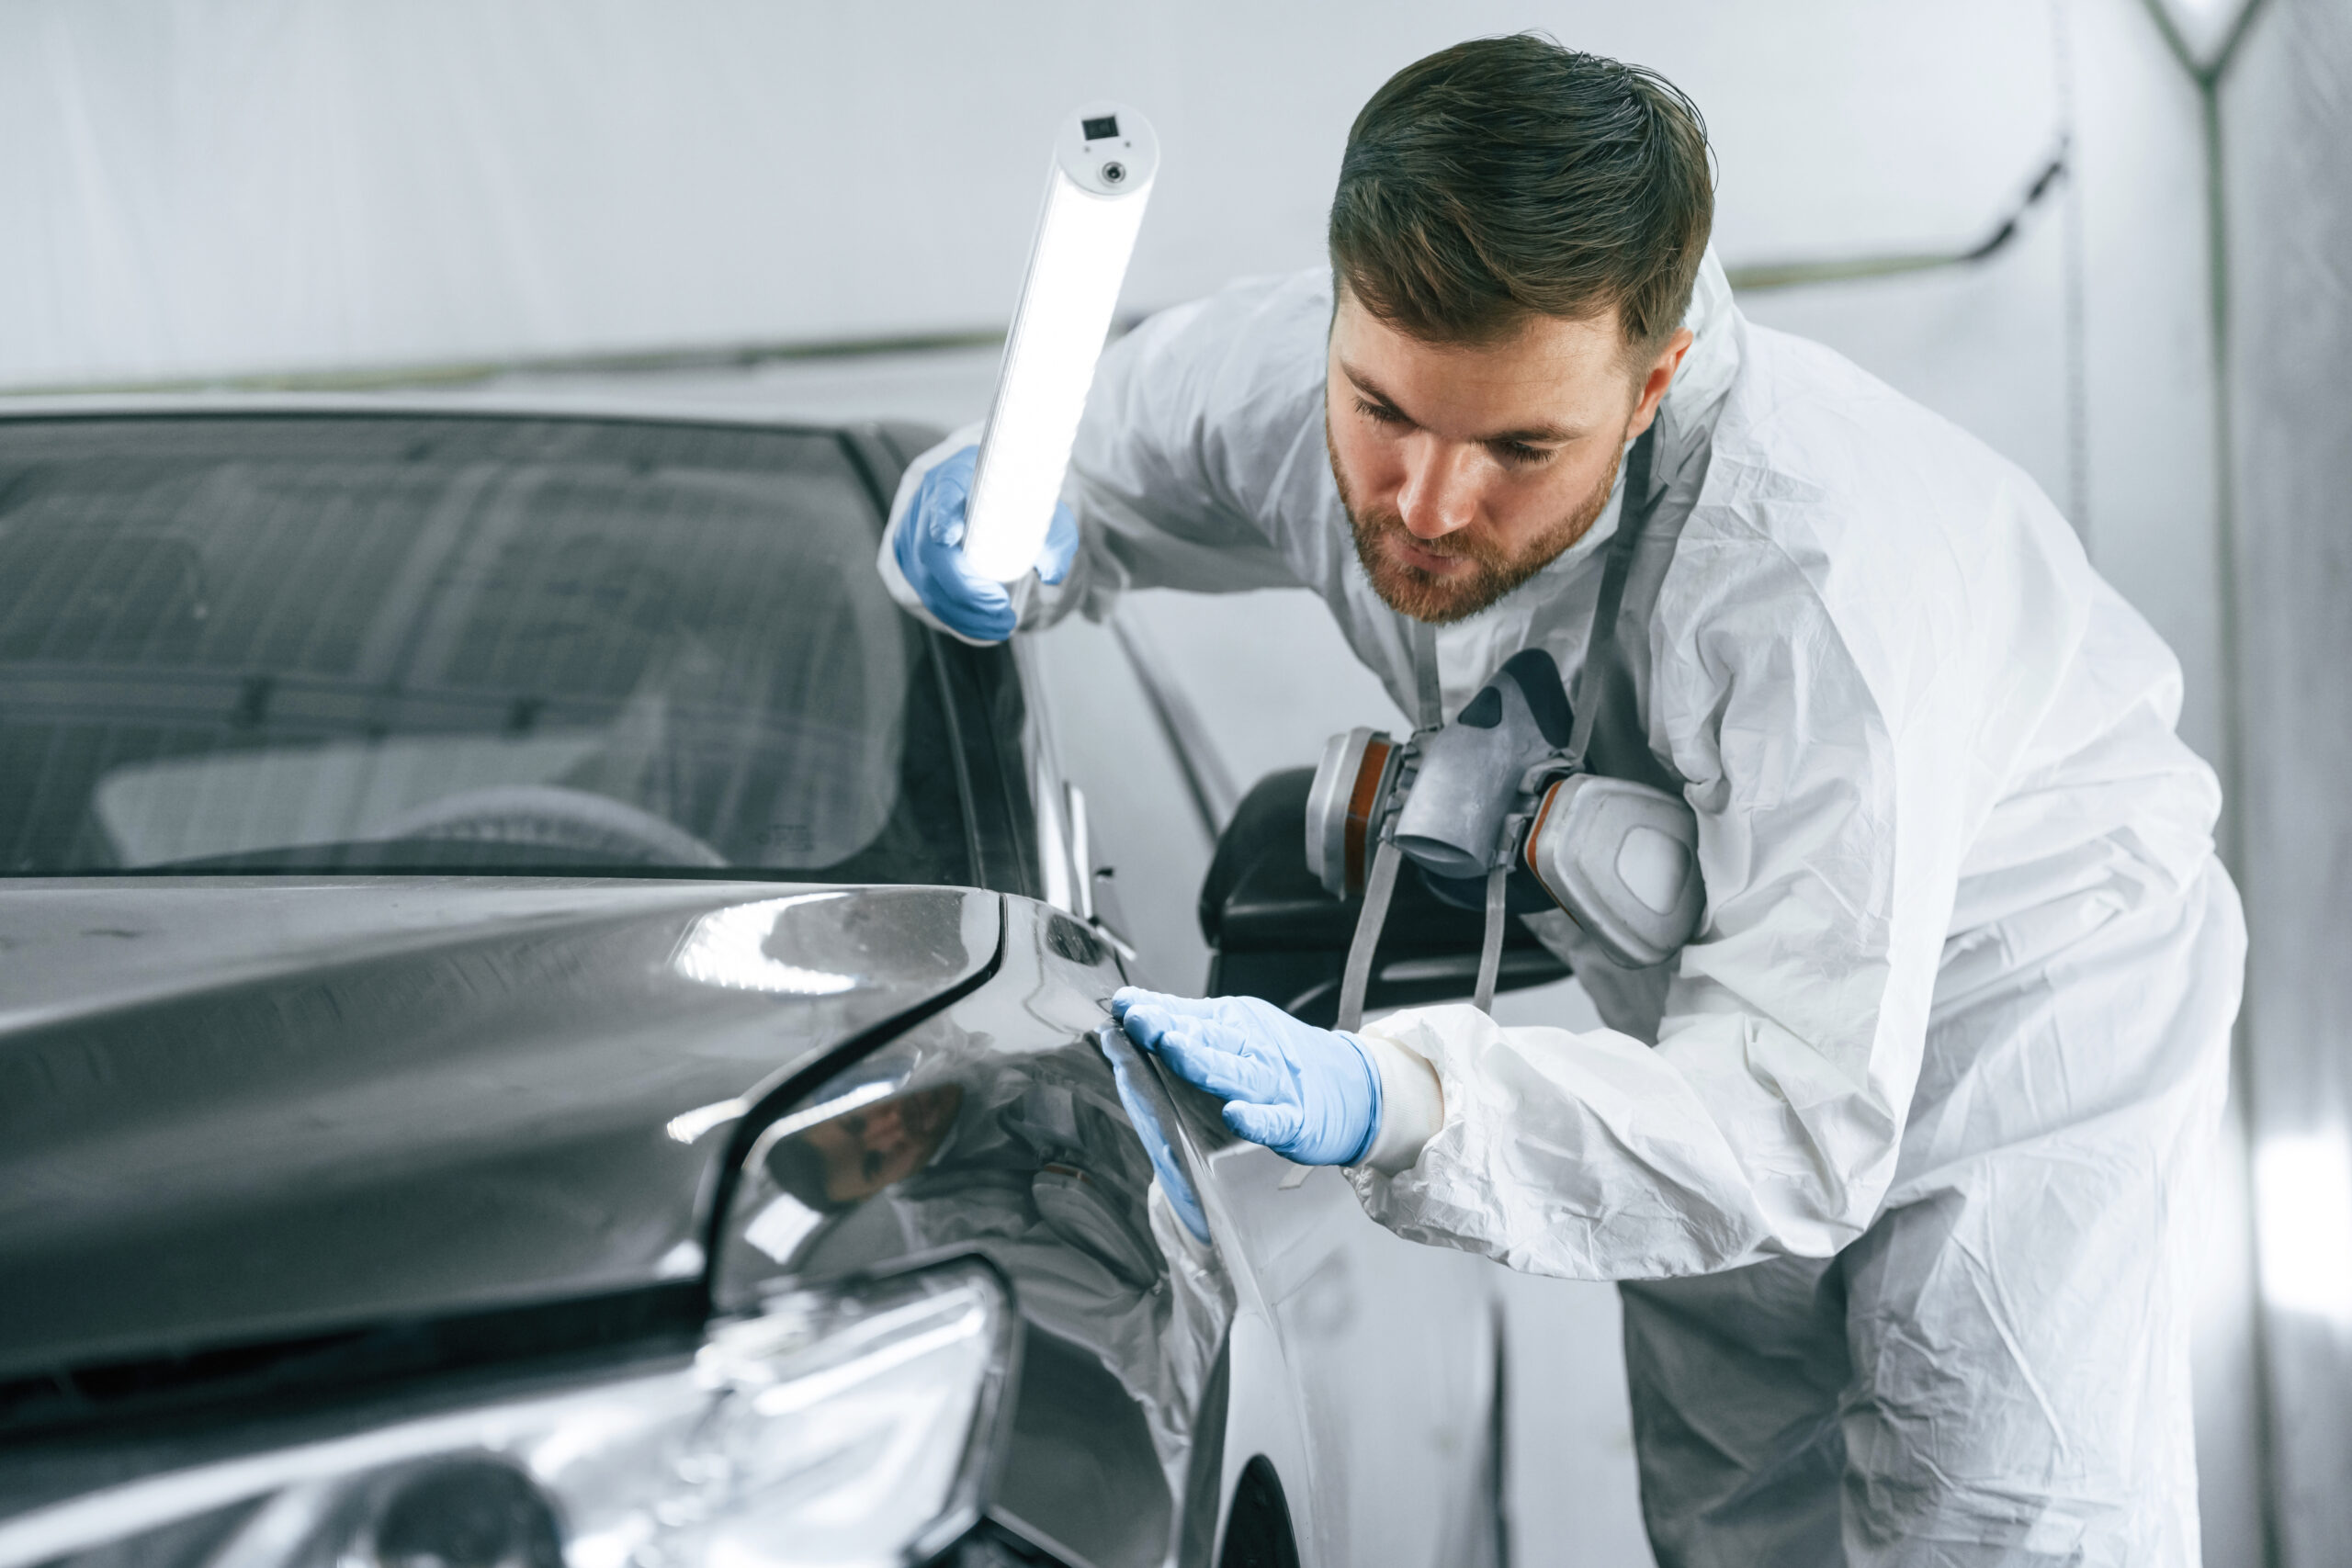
[1216,1454,1302,1568]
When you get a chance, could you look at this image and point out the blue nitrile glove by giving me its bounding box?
[1111,988,1383,1167]
[1096,1022,1213,1243]
[893,445,1080,644]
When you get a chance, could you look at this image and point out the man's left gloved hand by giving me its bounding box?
[1111,987,1382,1166]
[891,444,1079,644]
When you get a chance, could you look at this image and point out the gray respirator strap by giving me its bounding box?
[1567,429,1656,774]
[1409,618,1444,731]
[1335,837,1402,1033]
[1473,863,1509,1013]
[1336,623,1439,1033]
[1572,427,1701,796]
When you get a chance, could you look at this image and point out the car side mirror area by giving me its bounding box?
[1198,769,1567,1027]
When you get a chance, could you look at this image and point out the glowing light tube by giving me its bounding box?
[962,102,1159,582]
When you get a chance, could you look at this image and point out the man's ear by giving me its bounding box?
[1625,326,1695,440]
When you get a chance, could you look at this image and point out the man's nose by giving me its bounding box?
[1396,436,1479,538]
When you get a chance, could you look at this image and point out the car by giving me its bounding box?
[0,400,1512,1568]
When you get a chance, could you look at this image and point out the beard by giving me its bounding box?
[1329,417,1624,625]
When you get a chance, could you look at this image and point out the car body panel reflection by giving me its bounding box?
[0,879,995,1378]
[717,904,1232,1568]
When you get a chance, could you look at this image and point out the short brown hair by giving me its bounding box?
[1329,35,1714,352]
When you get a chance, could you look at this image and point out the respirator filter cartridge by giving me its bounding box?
[1523,773,1704,968]
[1305,726,1402,899]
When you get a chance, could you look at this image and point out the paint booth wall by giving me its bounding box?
[5,3,2078,380]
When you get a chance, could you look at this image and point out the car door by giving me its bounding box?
[1207,1149,1498,1567]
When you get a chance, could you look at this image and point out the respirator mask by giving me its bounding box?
[1304,648,1703,1031]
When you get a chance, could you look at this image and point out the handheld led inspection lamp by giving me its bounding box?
[961,103,1160,583]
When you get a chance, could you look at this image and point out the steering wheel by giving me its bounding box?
[369,785,728,868]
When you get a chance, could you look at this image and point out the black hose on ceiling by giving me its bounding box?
[1722,141,2070,292]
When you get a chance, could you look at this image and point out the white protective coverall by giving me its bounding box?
[879,254,2245,1566]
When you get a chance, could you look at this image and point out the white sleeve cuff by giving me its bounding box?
[1352,1028,1444,1175]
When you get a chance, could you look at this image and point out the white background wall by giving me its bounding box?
[7,2,2332,1563]
[7,1,2070,388]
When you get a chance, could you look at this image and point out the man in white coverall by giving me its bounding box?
[879,37,2245,1567]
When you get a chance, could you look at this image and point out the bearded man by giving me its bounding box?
[879,35,2242,1568]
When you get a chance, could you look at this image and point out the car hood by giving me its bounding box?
[0,878,997,1381]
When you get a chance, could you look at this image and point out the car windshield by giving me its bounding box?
[0,413,973,883]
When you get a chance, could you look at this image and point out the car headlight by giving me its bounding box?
[0,1259,1015,1568]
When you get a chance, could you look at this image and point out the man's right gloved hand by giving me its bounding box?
[1112,988,1384,1167]
[892,445,1079,644]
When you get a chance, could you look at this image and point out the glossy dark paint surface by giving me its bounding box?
[715,896,1233,1568]
[0,877,997,1379]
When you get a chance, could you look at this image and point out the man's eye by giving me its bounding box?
[1355,398,1408,426]
[1493,441,1551,467]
